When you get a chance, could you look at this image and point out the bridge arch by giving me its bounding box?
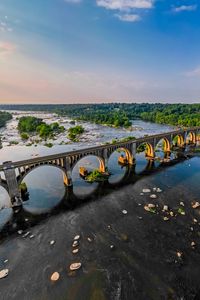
[186,131,196,144]
[156,137,171,153]
[137,142,154,158]
[112,147,134,165]
[71,154,106,175]
[0,185,11,208]
[17,163,70,186]
[173,134,185,147]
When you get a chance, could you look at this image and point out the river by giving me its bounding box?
[0,111,175,213]
[0,112,200,299]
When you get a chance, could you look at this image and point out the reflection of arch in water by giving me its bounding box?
[71,156,101,199]
[135,153,154,175]
[156,138,171,153]
[71,154,106,175]
[173,134,185,147]
[0,185,11,208]
[17,164,70,186]
[137,142,154,158]
[20,165,67,214]
[108,165,134,185]
[186,132,196,144]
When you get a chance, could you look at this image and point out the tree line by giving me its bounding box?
[1,103,200,128]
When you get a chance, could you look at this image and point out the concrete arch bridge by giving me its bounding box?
[0,127,199,206]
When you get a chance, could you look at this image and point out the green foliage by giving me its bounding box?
[110,136,136,145]
[18,117,65,140]
[2,103,200,128]
[44,142,53,148]
[86,169,109,182]
[68,125,84,141]
[19,182,27,192]
[21,132,29,140]
[10,140,19,145]
[137,144,146,153]
[0,111,12,128]
[18,116,43,133]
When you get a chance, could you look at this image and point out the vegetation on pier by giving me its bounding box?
[0,111,12,128]
[86,169,109,182]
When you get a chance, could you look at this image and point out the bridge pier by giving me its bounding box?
[3,161,22,207]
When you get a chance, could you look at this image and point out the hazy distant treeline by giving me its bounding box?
[1,103,200,127]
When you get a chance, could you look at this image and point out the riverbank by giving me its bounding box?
[0,156,200,299]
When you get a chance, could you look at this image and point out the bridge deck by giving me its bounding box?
[0,127,199,171]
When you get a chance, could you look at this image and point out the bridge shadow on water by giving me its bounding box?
[0,150,194,240]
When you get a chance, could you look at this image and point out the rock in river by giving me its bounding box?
[0,269,9,279]
[50,272,60,281]
[69,262,82,271]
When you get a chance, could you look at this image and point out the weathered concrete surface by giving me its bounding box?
[0,158,200,299]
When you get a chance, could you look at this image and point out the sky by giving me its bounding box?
[0,0,200,104]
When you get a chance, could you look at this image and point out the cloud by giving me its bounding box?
[172,5,197,13]
[96,0,155,22]
[96,0,154,10]
[115,13,141,21]
[0,42,16,56]
[0,16,13,33]
[184,67,200,77]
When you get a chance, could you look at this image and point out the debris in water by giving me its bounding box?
[156,188,162,193]
[163,205,168,212]
[178,207,185,215]
[73,235,80,241]
[50,240,55,246]
[50,272,60,281]
[138,216,143,220]
[144,205,156,213]
[72,248,79,254]
[140,193,144,196]
[4,260,8,264]
[170,211,174,217]
[0,269,9,279]
[191,241,196,248]
[180,202,185,206]
[193,218,198,223]
[29,235,35,239]
[87,237,92,242]
[17,230,23,235]
[163,217,169,221]
[72,241,79,247]
[148,204,155,208]
[122,210,128,215]
[110,245,115,250]
[69,262,82,271]
[192,202,200,209]
[176,251,183,258]
[142,189,151,193]
[150,194,157,199]
[22,232,30,238]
